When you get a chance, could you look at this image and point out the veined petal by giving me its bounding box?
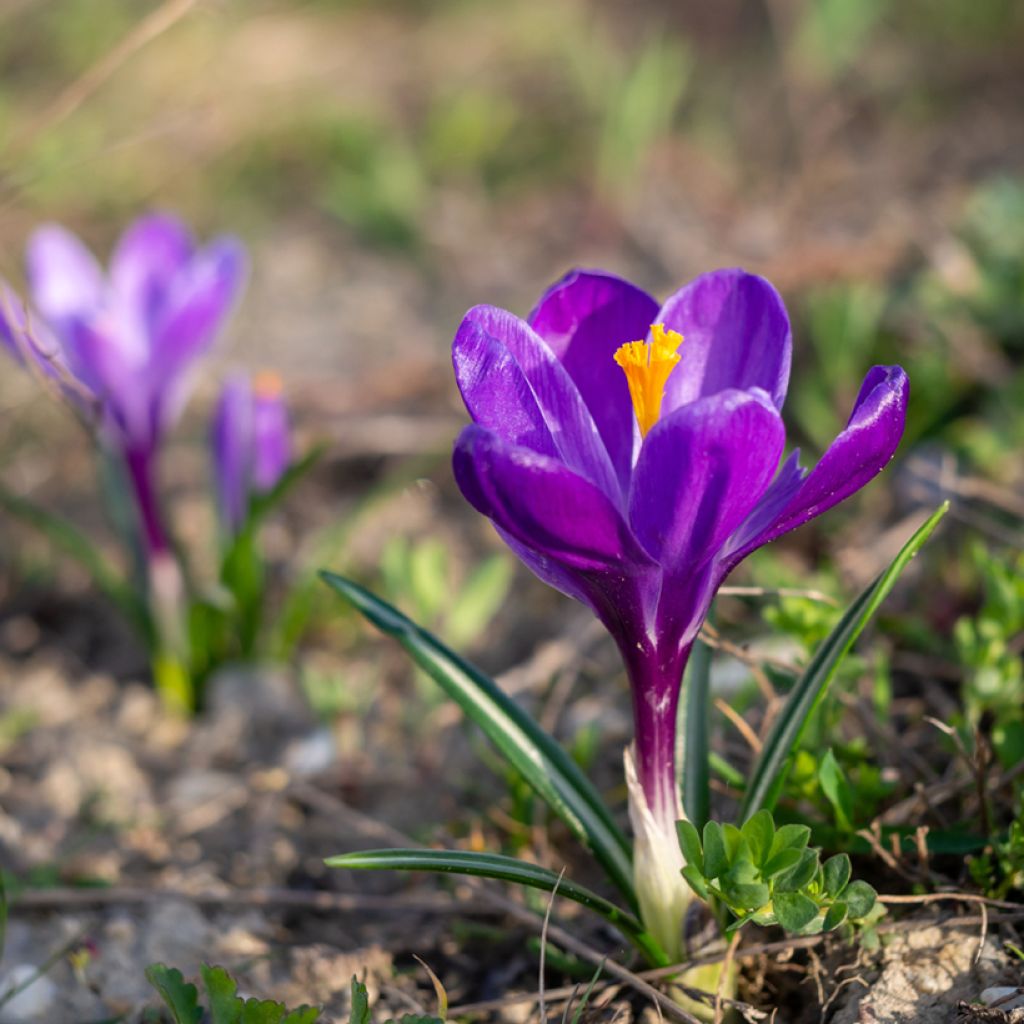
[628,389,786,572]
[452,316,559,459]
[26,225,105,326]
[461,305,622,502]
[453,424,648,572]
[657,268,791,413]
[111,213,194,348]
[528,269,659,488]
[725,365,908,563]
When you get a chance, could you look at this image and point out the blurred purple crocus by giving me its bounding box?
[451,268,907,952]
[0,214,246,556]
[212,372,291,535]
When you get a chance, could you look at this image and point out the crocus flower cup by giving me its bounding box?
[1,214,246,711]
[451,268,907,956]
[212,372,292,536]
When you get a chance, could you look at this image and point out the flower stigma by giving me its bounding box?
[613,323,683,437]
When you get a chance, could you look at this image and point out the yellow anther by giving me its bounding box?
[613,323,683,436]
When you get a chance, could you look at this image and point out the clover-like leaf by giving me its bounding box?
[769,824,811,861]
[676,820,704,873]
[702,821,728,879]
[822,854,852,899]
[773,892,819,933]
[721,823,747,864]
[680,864,711,902]
[720,878,770,913]
[775,848,820,892]
[819,750,854,832]
[741,809,775,868]
[823,901,849,931]
[762,847,803,878]
[844,880,877,919]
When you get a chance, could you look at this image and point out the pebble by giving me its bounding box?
[981,986,1024,1011]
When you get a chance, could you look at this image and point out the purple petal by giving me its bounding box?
[719,449,806,562]
[725,365,908,562]
[148,238,247,426]
[453,424,649,572]
[496,527,594,607]
[452,316,559,459]
[657,268,791,413]
[252,377,291,492]
[459,305,622,502]
[211,375,252,532]
[528,269,659,488]
[64,318,154,447]
[110,214,194,346]
[628,388,786,571]
[26,225,105,326]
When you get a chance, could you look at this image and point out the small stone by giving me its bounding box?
[981,987,1024,1011]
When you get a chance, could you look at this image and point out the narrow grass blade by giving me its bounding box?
[326,848,663,961]
[680,635,711,830]
[320,572,636,907]
[740,503,948,821]
[0,486,145,631]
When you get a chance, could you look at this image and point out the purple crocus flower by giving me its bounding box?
[451,268,907,953]
[211,372,292,535]
[0,214,246,556]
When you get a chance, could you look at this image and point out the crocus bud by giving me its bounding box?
[212,372,291,535]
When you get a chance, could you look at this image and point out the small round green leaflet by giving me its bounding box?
[325,848,668,965]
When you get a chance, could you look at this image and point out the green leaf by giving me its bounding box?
[822,854,852,898]
[823,901,848,931]
[145,964,203,1024]
[770,824,812,859]
[819,750,854,832]
[325,848,661,962]
[319,573,635,906]
[248,446,324,527]
[722,823,746,863]
[350,978,371,1024]
[762,847,803,878]
[719,875,770,912]
[282,1011,321,1024]
[773,891,819,933]
[702,821,728,879]
[741,809,775,868]
[676,820,704,873]
[741,504,948,820]
[0,485,146,633]
[445,554,513,649]
[775,849,820,893]
[680,864,710,902]
[202,965,242,1023]
[681,635,711,829]
[844,880,877,919]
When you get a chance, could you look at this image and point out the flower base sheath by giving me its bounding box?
[451,268,908,956]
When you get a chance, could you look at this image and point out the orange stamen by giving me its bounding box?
[613,323,683,436]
